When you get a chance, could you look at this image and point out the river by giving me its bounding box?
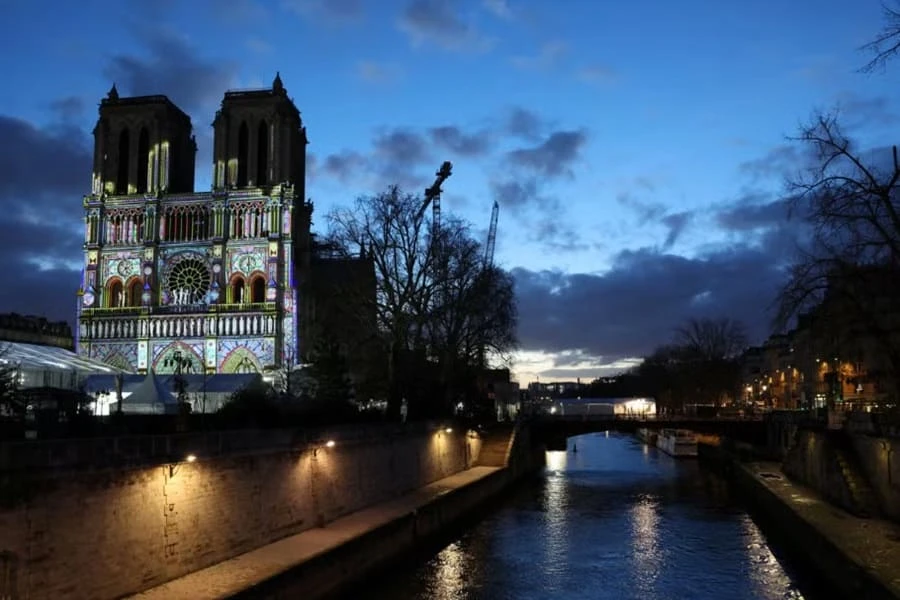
[362,431,823,600]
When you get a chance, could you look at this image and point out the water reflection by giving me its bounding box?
[630,494,661,598]
[543,451,569,588]
[365,432,817,600]
[424,541,467,600]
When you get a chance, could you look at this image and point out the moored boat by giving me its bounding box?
[636,427,658,446]
[656,428,698,457]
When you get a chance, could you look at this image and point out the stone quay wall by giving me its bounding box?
[0,423,478,600]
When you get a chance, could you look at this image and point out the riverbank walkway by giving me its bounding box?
[746,462,900,597]
[131,466,501,600]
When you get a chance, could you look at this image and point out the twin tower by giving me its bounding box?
[91,73,307,197]
[79,74,315,377]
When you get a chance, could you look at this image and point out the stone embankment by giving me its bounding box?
[701,434,900,600]
[133,423,540,599]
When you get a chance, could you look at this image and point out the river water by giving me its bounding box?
[364,431,822,600]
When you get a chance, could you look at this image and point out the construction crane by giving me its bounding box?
[484,200,499,268]
[417,161,453,232]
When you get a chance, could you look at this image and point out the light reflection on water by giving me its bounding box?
[364,432,817,600]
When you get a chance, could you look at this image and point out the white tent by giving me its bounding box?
[114,371,180,414]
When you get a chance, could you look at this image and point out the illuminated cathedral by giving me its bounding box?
[77,74,312,375]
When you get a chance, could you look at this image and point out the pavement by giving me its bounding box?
[130,465,501,600]
[746,462,900,598]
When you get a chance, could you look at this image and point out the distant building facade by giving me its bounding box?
[0,314,74,350]
[77,75,312,374]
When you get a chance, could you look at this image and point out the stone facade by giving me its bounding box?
[77,75,312,374]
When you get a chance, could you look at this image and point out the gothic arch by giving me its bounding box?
[229,273,246,304]
[103,351,134,371]
[136,127,150,193]
[237,121,249,187]
[256,120,269,186]
[153,342,203,374]
[106,277,124,308]
[116,128,130,194]
[125,276,143,307]
[220,347,262,374]
[249,272,267,303]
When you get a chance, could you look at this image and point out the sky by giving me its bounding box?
[0,0,896,384]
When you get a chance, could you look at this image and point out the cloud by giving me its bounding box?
[490,178,544,210]
[0,114,91,324]
[399,0,492,52]
[103,28,237,115]
[513,242,789,364]
[507,129,588,178]
[504,107,547,141]
[318,120,497,188]
[482,0,512,19]
[373,128,432,166]
[356,60,402,83]
[511,41,568,71]
[715,196,790,232]
[661,211,692,250]
[429,125,493,156]
[321,150,370,183]
[738,144,801,182]
[283,0,362,22]
[577,64,619,85]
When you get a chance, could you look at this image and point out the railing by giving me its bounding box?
[533,413,765,423]
[79,311,280,340]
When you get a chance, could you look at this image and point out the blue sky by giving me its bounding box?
[0,0,896,383]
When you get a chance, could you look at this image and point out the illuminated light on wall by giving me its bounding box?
[325,440,336,448]
[444,427,453,434]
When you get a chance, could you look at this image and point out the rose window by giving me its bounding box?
[167,258,211,305]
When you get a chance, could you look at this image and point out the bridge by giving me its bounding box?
[527,414,769,451]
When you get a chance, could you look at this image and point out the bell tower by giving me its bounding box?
[212,73,308,195]
[92,85,196,196]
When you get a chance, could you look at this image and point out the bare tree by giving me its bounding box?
[675,317,748,360]
[426,218,518,368]
[861,1,900,73]
[327,185,518,416]
[775,111,900,399]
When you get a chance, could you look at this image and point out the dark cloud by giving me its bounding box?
[505,107,547,140]
[507,130,587,178]
[399,0,491,52]
[283,0,362,22]
[513,242,788,363]
[0,116,89,212]
[616,191,664,223]
[321,150,370,183]
[490,178,543,209]
[104,28,236,115]
[0,114,90,324]
[716,196,790,232]
[531,220,588,253]
[835,94,898,131]
[429,126,493,156]
[738,144,800,182]
[48,97,87,123]
[373,128,432,166]
[661,211,692,249]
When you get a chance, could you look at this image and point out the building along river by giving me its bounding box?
[362,431,825,600]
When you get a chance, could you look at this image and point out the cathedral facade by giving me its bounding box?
[77,74,311,375]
